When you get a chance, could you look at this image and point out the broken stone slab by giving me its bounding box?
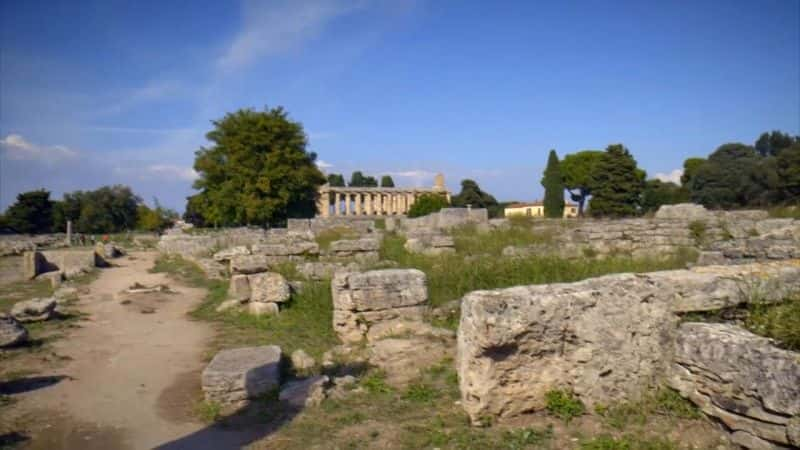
[248,302,280,316]
[0,314,28,347]
[11,298,57,323]
[252,241,319,257]
[279,375,328,409]
[53,286,79,305]
[297,261,361,280]
[669,323,799,448]
[329,238,381,253]
[248,272,290,304]
[331,269,428,343]
[216,299,244,313]
[654,203,712,220]
[213,246,251,262]
[229,254,271,275]
[368,337,452,387]
[125,283,171,294]
[201,345,282,406]
[228,274,251,301]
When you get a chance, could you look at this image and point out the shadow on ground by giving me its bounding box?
[0,375,69,396]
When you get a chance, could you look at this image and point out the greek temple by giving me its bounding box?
[315,173,450,217]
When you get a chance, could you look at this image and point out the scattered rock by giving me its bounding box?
[0,314,28,347]
[249,272,290,304]
[228,274,251,301]
[216,299,242,313]
[248,302,279,316]
[279,375,328,409]
[202,345,282,406]
[54,286,79,302]
[11,298,57,323]
[290,349,315,373]
[229,254,271,275]
[39,271,63,288]
[125,283,171,294]
[213,246,251,262]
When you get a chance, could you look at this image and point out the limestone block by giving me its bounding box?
[669,323,799,448]
[331,269,428,343]
[654,203,711,220]
[297,262,361,281]
[248,302,280,316]
[229,254,271,275]
[202,346,282,406]
[279,375,328,408]
[368,337,452,387]
[329,238,380,253]
[213,246,250,262]
[248,272,290,303]
[290,349,316,372]
[0,314,28,347]
[228,274,251,301]
[23,251,45,279]
[11,298,57,323]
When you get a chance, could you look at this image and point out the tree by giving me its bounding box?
[755,130,799,157]
[680,157,706,186]
[327,173,346,187]
[689,143,764,209]
[363,176,378,187]
[541,149,565,218]
[183,194,208,227]
[451,179,498,210]
[137,199,179,232]
[776,143,800,202]
[560,150,604,216]
[349,171,366,187]
[641,179,688,213]
[380,175,395,187]
[191,107,326,226]
[407,193,449,218]
[74,185,140,233]
[589,144,645,217]
[2,189,54,233]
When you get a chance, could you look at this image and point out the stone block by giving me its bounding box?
[228,274,251,301]
[0,314,28,347]
[248,272,290,303]
[213,246,251,262]
[279,375,328,409]
[230,254,270,275]
[201,346,282,406]
[331,269,428,343]
[11,298,57,323]
[248,302,280,316]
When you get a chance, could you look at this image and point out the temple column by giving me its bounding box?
[355,193,362,215]
[317,191,330,217]
[365,194,373,215]
[334,192,341,216]
[381,194,387,215]
[344,193,351,215]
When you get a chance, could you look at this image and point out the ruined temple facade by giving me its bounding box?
[316,173,450,217]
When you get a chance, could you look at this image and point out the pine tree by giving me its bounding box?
[541,149,565,218]
[589,144,644,217]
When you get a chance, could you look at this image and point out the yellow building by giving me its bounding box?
[504,201,578,218]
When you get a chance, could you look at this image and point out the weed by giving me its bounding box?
[402,383,439,404]
[361,371,393,395]
[500,425,554,449]
[596,387,701,429]
[315,227,359,250]
[745,296,800,351]
[580,434,678,450]
[194,399,223,423]
[545,389,585,422]
[688,220,707,245]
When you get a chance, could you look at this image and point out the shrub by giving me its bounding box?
[545,389,585,422]
[745,296,800,351]
[688,220,707,245]
[407,193,449,218]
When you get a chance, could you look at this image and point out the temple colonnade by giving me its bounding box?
[316,187,449,217]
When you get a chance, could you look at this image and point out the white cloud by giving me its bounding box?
[317,160,333,169]
[654,168,683,185]
[0,134,79,162]
[146,164,199,181]
[387,170,437,187]
[218,0,367,71]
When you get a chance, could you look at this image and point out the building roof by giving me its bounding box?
[506,201,577,209]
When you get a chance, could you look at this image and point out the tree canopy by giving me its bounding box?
[755,130,799,157]
[641,179,688,213]
[689,143,765,209]
[2,189,54,233]
[327,173,346,187]
[560,150,604,216]
[407,193,449,218]
[348,171,378,187]
[541,149,564,218]
[189,107,326,226]
[589,144,645,217]
[380,175,395,187]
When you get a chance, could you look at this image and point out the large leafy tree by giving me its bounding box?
[560,150,604,216]
[755,130,799,157]
[541,149,565,218]
[680,157,705,186]
[327,173,346,187]
[348,171,378,187]
[689,143,765,208]
[451,179,498,209]
[380,175,395,187]
[776,143,800,202]
[641,179,688,213]
[407,193,449,218]
[191,107,326,226]
[589,144,645,217]
[2,189,54,233]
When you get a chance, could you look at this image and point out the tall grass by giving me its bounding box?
[450,222,556,256]
[380,233,696,307]
[745,296,800,351]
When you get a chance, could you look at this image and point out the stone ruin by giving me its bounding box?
[457,261,800,448]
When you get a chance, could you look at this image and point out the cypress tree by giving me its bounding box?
[589,144,644,217]
[541,149,565,218]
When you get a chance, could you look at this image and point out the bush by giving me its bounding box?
[545,389,585,422]
[688,220,707,245]
[745,296,800,351]
[407,193,449,218]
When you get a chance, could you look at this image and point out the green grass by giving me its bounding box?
[379,232,696,308]
[152,254,338,360]
[687,220,707,246]
[194,399,223,423]
[545,389,585,423]
[594,388,701,430]
[745,296,800,351]
[450,222,555,256]
[579,434,678,450]
[315,227,360,250]
[768,205,800,219]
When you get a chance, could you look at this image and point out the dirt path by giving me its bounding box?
[14,252,260,450]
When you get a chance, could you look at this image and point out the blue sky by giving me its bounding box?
[1,0,798,211]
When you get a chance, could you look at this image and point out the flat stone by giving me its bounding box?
[248,302,279,316]
[201,346,282,406]
[228,274,251,301]
[11,298,57,323]
[229,254,270,275]
[291,349,315,373]
[213,246,251,262]
[0,314,28,347]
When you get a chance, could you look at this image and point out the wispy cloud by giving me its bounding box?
[147,164,199,181]
[654,168,683,185]
[317,160,333,169]
[0,134,79,162]
[218,0,367,71]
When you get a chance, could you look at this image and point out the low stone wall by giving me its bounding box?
[331,269,428,343]
[0,234,67,256]
[324,238,381,263]
[456,261,800,424]
[669,323,799,449]
[400,208,490,232]
[24,250,100,279]
[157,227,271,258]
[287,217,375,235]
